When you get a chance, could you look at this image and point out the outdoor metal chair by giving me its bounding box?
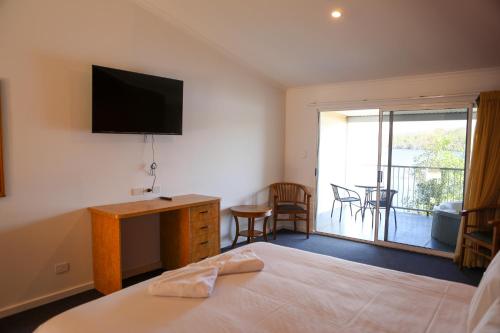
[367,189,398,229]
[330,184,362,222]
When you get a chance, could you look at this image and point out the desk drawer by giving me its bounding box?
[190,224,219,262]
[191,239,218,262]
[190,204,218,222]
[189,203,219,263]
[191,219,217,239]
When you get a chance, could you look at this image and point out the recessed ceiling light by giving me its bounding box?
[331,10,342,19]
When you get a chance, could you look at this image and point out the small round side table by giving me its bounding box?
[230,205,272,248]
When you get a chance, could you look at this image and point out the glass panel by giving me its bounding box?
[316,109,379,241]
[470,107,478,159]
[377,108,468,252]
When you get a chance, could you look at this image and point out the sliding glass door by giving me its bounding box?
[374,106,474,255]
[316,109,380,241]
[314,100,476,256]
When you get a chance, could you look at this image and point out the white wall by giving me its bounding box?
[0,0,285,315]
[285,67,500,191]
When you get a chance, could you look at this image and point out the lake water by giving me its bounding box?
[390,149,464,166]
[391,149,423,166]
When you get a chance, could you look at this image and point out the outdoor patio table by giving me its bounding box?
[355,185,377,220]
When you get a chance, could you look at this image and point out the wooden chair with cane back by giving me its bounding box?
[459,204,500,269]
[270,182,312,239]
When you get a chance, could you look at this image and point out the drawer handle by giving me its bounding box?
[199,210,209,214]
[200,241,209,245]
[200,256,208,260]
[200,225,209,230]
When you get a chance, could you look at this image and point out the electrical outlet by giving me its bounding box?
[131,188,144,196]
[142,185,161,194]
[54,262,70,275]
[132,186,161,196]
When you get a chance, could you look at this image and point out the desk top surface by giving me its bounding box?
[89,194,220,219]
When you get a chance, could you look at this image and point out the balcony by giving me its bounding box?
[316,165,464,253]
[381,164,464,215]
[316,109,471,253]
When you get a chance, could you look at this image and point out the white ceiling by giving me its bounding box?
[137,0,500,87]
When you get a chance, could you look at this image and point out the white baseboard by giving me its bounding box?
[4,245,292,319]
[0,261,165,319]
[0,281,94,319]
[122,261,163,279]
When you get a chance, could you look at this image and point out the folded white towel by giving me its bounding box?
[148,248,264,298]
[147,266,219,298]
[200,248,265,275]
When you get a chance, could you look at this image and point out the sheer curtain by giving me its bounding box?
[454,91,500,267]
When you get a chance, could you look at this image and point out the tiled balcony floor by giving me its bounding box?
[316,208,455,252]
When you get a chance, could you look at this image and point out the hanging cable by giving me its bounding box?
[147,134,157,192]
[151,134,156,164]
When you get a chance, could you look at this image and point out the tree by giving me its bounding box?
[395,128,465,212]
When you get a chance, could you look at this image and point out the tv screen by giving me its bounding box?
[92,65,183,135]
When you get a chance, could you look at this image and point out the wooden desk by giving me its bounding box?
[89,194,220,295]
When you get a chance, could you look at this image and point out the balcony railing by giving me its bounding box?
[381,165,464,214]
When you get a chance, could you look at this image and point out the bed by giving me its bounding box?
[36,242,475,333]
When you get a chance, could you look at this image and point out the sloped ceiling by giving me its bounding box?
[136,0,500,87]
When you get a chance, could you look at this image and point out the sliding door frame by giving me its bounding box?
[374,102,475,258]
[313,96,476,258]
[314,108,381,243]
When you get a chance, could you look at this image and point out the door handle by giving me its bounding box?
[377,171,383,183]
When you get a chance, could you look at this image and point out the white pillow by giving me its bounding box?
[449,201,463,212]
[472,298,500,333]
[434,201,462,214]
[467,252,500,333]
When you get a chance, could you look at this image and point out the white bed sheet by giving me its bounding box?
[36,242,475,333]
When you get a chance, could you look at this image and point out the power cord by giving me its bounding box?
[146,134,157,193]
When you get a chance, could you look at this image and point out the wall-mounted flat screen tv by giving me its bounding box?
[92,65,183,135]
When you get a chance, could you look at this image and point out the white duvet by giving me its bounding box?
[36,242,475,333]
